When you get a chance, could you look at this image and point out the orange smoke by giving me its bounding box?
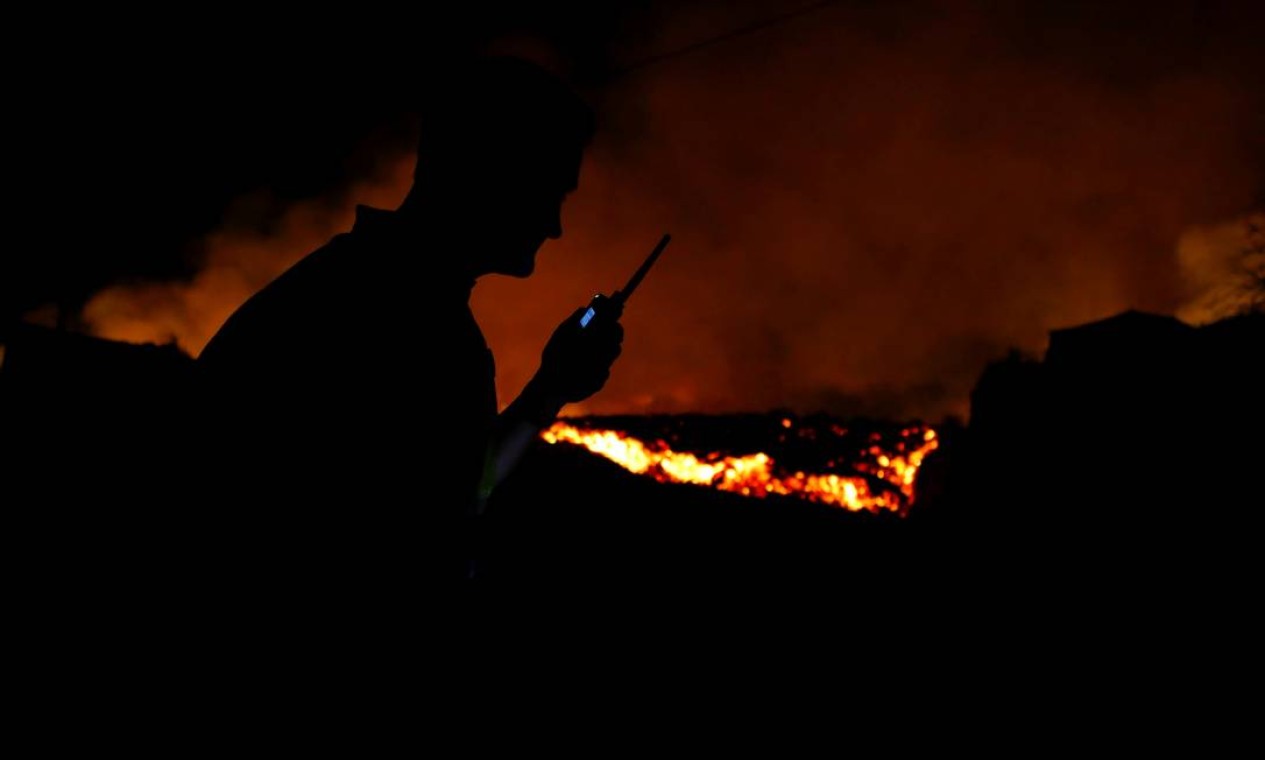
[1176,212,1265,325]
[78,4,1264,420]
[541,420,938,514]
[81,159,415,355]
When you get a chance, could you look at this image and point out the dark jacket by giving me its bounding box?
[197,205,496,585]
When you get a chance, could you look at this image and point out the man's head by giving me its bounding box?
[409,57,596,277]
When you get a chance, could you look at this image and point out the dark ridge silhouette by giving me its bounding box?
[3,307,1258,598]
[2,322,193,387]
[3,308,1258,598]
[2,326,198,619]
[2,324,193,481]
[485,309,1264,589]
[949,309,1262,514]
[480,420,915,585]
[922,309,1263,606]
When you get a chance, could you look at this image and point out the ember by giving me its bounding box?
[542,418,938,514]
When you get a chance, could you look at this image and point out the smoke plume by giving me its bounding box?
[1175,212,1265,324]
[82,2,1265,420]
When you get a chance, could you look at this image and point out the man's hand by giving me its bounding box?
[533,307,624,403]
[486,307,624,497]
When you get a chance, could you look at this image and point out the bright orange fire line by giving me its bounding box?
[541,422,938,514]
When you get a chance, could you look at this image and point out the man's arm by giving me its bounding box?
[477,308,623,504]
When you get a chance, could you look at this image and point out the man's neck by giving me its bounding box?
[394,196,484,283]
[378,206,479,288]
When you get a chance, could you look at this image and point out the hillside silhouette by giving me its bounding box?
[2,310,1259,592]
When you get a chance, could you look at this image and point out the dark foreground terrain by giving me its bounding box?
[2,311,1259,600]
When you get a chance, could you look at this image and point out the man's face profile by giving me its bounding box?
[476,148,583,278]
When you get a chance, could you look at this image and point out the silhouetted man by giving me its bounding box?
[197,58,621,585]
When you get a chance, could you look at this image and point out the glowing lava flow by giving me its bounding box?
[541,422,938,514]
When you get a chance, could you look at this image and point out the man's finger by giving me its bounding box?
[592,321,623,344]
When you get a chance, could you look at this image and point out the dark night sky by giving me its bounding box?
[4,4,628,308]
[7,1,1263,419]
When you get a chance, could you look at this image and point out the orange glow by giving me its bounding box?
[75,8,1262,424]
[541,420,939,515]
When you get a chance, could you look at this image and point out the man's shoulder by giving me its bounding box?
[198,233,366,366]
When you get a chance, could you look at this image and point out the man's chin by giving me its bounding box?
[490,252,538,278]
[499,260,535,278]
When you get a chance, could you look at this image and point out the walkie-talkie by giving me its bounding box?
[579,233,672,329]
